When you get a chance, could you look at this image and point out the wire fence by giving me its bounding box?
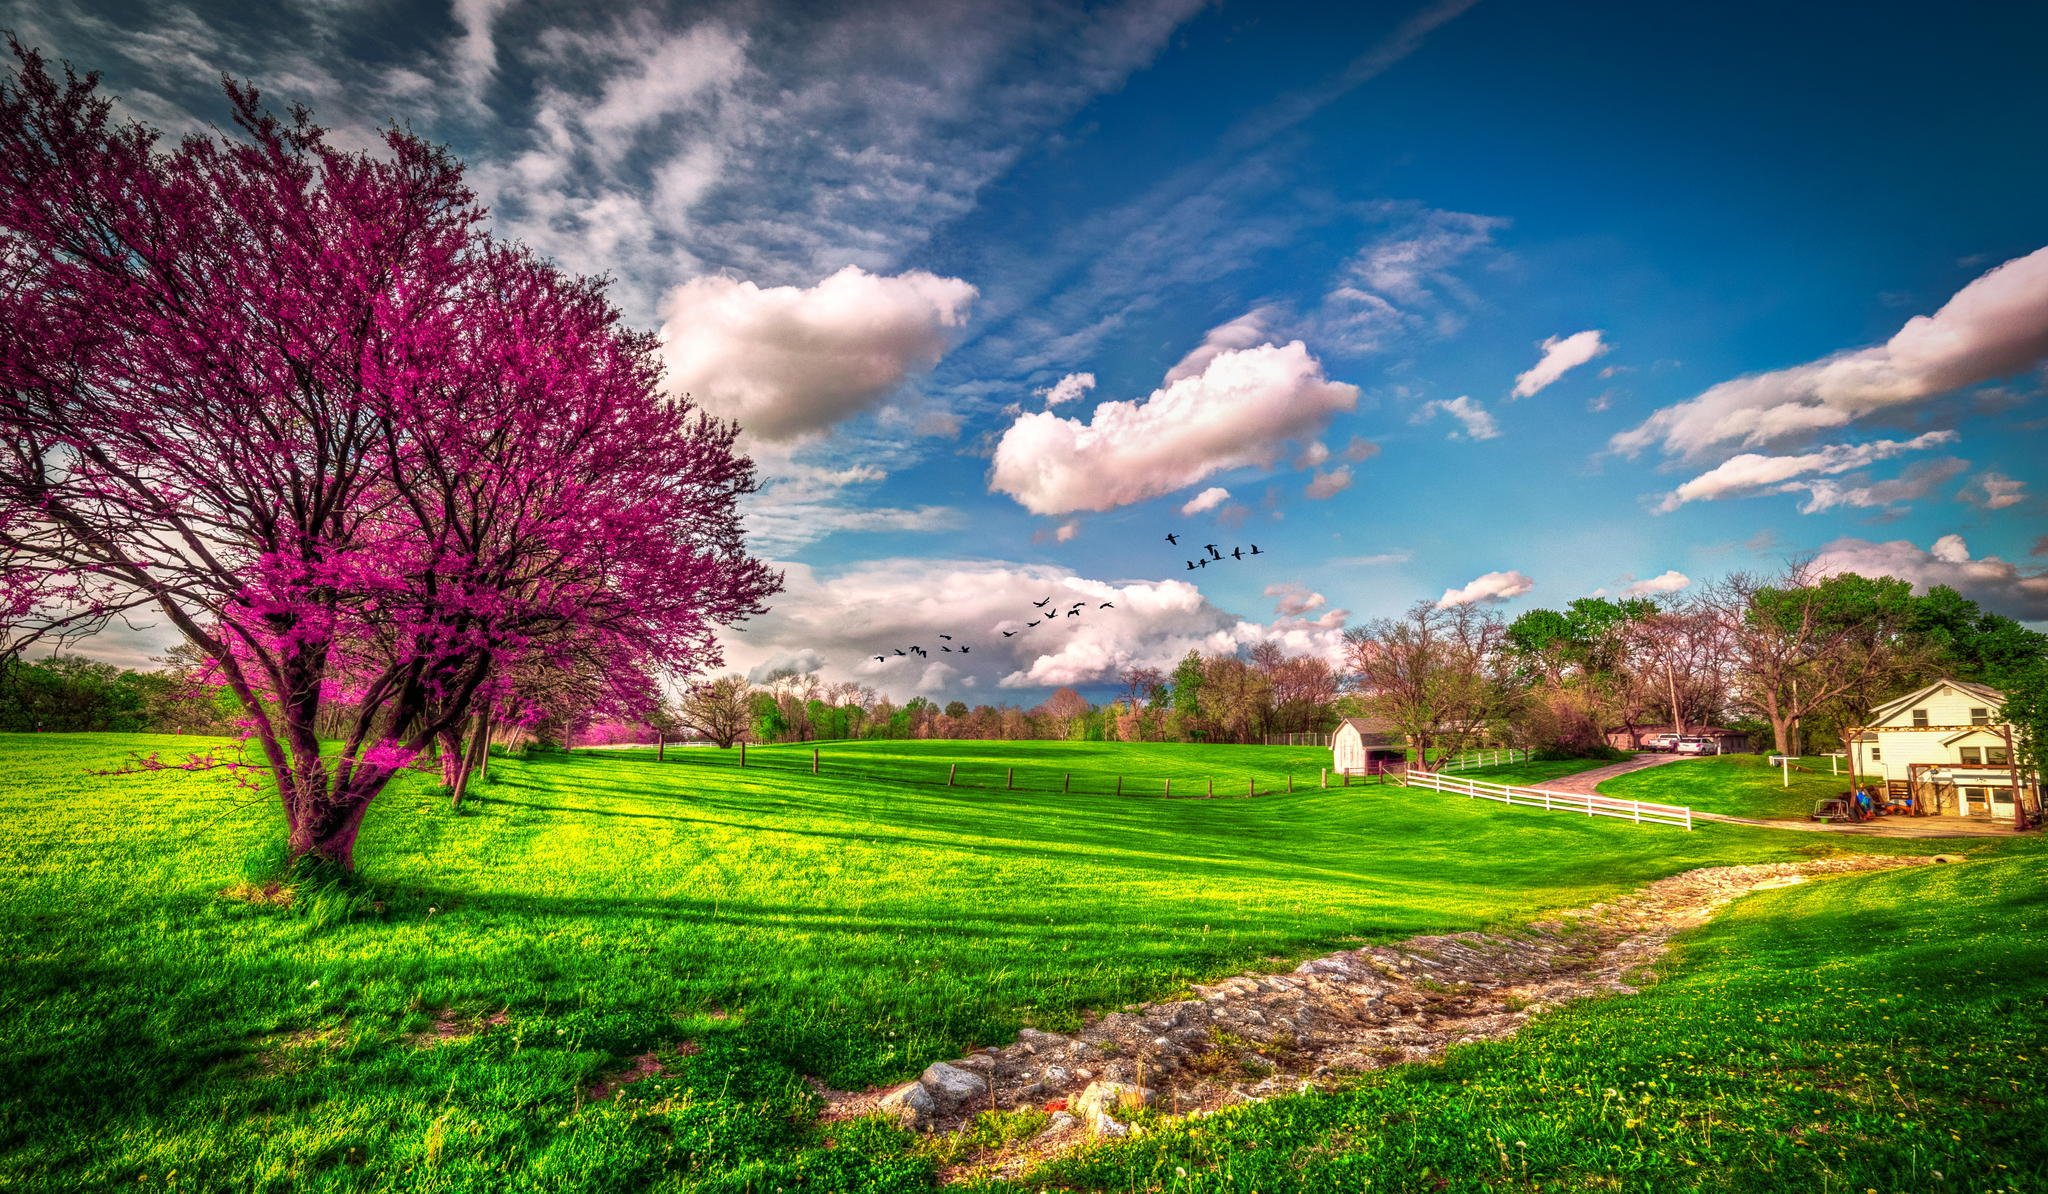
[618,742,1391,799]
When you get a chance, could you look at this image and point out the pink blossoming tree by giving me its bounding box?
[0,45,779,867]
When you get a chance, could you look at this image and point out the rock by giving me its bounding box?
[1090,1113,1132,1139]
[878,1081,937,1127]
[1039,1064,1071,1086]
[1039,1111,1080,1137]
[951,1053,996,1074]
[1074,1080,1152,1121]
[918,1061,988,1112]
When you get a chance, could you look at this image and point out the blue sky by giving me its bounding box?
[18,0,2048,701]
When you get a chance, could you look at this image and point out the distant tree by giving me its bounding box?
[0,49,777,867]
[0,654,150,731]
[676,675,753,748]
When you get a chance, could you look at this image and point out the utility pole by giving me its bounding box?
[2002,720,2028,831]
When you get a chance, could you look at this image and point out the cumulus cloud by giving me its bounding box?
[1812,534,2048,621]
[1305,467,1353,500]
[1413,395,1500,440]
[1055,521,1080,543]
[1798,457,1970,513]
[1181,487,1232,516]
[1296,440,1331,469]
[988,341,1359,515]
[1623,570,1691,596]
[659,266,977,442]
[716,558,1349,700]
[1265,582,1327,616]
[1040,372,1097,408]
[1961,470,2029,510]
[1164,310,1279,383]
[1512,329,1608,398]
[1653,431,1959,513]
[1438,570,1535,607]
[1614,245,2048,460]
[1344,436,1382,463]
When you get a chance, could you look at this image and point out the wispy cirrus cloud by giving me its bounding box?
[1652,430,1960,513]
[1512,329,1608,398]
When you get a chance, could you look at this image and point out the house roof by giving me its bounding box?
[1939,727,2009,747]
[1338,716,1399,734]
[1865,677,2005,727]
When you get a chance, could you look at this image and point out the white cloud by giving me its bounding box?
[1305,467,1353,500]
[1330,551,1413,566]
[1040,372,1097,408]
[1318,206,1506,352]
[659,266,977,442]
[1296,440,1331,469]
[1614,245,2048,459]
[1961,471,2029,510]
[450,0,516,96]
[988,341,1359,515]
[1438,569,1534,607]
[1413,394,1500,440]
[1164,310,1278,383]
[1623,570,1691,596]
[1180,487,1232,516]
[715,558,1350,701]
[1055,521,1080,543]
[1343,436,1382,463]
[1797,457,1970,513]
[1512,329,1608,398]
[1265,582,1327,616]
[1812,534,2048,621]
[1653,430,1959,512]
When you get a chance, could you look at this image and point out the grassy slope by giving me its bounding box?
[1019,846,2048,1193]
[682,739,1339,796]
[1601,754,1881,821]
[0,734,1994,1192]
[1442,757,1620,788]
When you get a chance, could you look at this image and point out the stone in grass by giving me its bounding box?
[1074,1080,1152,1137]
[878,1081,937,1128]
[918,1061,989,1112]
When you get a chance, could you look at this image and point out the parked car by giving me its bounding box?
[1674,736,1717,755]
[1645,733,1678,752]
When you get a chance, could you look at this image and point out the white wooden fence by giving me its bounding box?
[1402,767,1693,830]
[1437,747,1532,773]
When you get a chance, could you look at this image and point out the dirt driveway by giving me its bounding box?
[1533,753,2018,838]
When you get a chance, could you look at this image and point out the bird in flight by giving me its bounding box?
[1164,532,1179,545]
[1099,602,1114,609]
[941,645,952,652]
[1032,597,1051,607]
[873,656,885,662]
[959,646,971,654]
[1205,543,1222,560]
[1231,546,1243,560]
[939,634,952,640]
[893,649,906,656]
[1027,620,1040,627]
[1185,560,1198,570]
[1249,544,1263,555]
[1002,630,1016,637]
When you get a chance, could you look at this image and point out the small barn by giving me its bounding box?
[1332,716,1407,776]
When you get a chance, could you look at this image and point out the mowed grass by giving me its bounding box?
[1015,844,2048,1193]
[0,733,1986,1191]
[1440,756,1620,788]
[673,739,1342,797]
[1601,754,1880,821]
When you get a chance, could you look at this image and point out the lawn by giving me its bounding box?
[1441,755,1620,788]
[0,734,2007,1191]
[1600,753,1879,821]
[1017,842,2048,1193]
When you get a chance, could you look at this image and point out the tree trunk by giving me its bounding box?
[286,794,374,870]
[438,729,465,789]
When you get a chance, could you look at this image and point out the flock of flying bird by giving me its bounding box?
[870,529,1268,665]
[1164,531,1263,570]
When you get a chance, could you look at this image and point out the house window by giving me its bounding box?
[1969,707,1990,725]
[1987,746,2011,766]
[1911,708,1929,727]
[1868,745,1881,761]
[1960,747,1982,765]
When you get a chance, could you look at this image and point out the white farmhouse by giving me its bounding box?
[1846,677,2039,822]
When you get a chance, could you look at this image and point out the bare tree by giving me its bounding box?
[1344,601,1524,764]
[675,675,754,748]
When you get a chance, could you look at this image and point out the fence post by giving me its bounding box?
[739,742,746,768]
[1006,768,1013,790]
[1115,775,1122,797]
[1164,778,1171,797]
[1207,777,1214,798]
[1543,790,1551,811]
[657,734,665,762]
[812,748,819,775]
[1063,772,1070,794]
[1633,800,1641,824]
[1321,767,1328,789]
[1249,777,1256,797]
[948,763,957,787]
[1288,774,1294,793]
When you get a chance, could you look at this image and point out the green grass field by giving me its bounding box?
[0,734,2036,1191]
[1601,753,1880,821]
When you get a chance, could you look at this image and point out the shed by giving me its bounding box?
[1333,716,1407,776]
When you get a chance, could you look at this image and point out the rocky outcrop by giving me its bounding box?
[821,855,1933,1174]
